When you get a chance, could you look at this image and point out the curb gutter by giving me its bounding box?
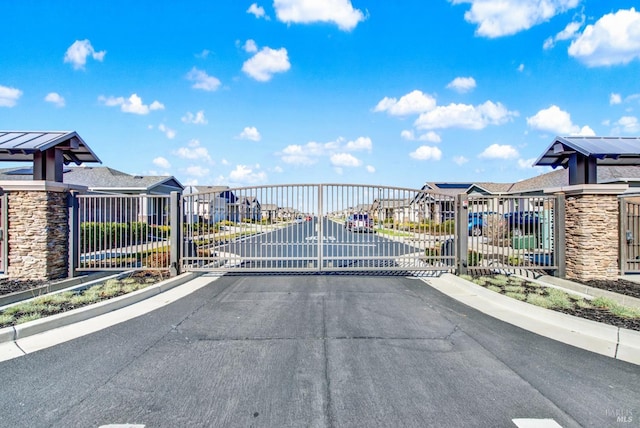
[423,273,640,366]
[0,271,202,344]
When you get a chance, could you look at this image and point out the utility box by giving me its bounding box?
[512,235,536,250]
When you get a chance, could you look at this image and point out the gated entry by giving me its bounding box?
[72,185,560,276]
[181,184,456,273]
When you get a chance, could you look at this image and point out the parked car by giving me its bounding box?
[467,212,496,236]
[345,213,374,232]
[504,211,540,236]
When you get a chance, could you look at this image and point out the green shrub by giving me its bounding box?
[468,250,482,266]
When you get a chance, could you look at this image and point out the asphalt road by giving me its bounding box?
[217,218,424,269]
[0,274,637,427]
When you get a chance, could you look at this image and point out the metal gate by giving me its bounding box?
[181,184,457,273]
[620,195,640,274]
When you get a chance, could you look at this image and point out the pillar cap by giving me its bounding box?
[544,183,629,196]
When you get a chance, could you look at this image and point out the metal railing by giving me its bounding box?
[75,194,172,271]
[460,194,561,275]
[181,184,458,273]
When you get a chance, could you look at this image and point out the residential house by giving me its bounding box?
[0,166,184,224]
[183,185,239,224]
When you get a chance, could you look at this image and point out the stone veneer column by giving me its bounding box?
[548,184,628,281]
[0,181,85,281]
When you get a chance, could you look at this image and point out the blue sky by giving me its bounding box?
[1,0,640,188]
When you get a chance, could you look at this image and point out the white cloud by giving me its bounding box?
[274,0,365,31]
[185,165,210,178]
[229,164,267,184]
[243,39,258,53]
[242,47,291,82]
[195,49,210,59]
[446,76,477,93]
[527,105,595,136]
[64,39,106,70]
[479,144,519,159]
[449,0,580,38]
[279,136,370,165]
[366,165,376,173]
[401,130,442,143]
[0,85,22,107]
[153,157,171,169]
[44,92,65,107]
[613,116,640,134]
[330,153,361,167]
[186,67,221,91]
[374,90,436,116]
[345,136,372,151]
[517,63,525,72]
[543,14,584,49]
[517,158,537,169]
[610,93,622,105]
[98,93,164,115]
[415,100,517,130]
[410,145,443,161]
[181,110,208,125]
[569,8,640,67]
[247,3,269,19]
[158,123,176,139]
[174,139,213,163]
[453,156,469,165]
[238,126,262,141]
[281,143,320,165]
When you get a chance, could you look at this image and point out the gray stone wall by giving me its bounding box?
[7,190,69,280]
[564,193,619,281]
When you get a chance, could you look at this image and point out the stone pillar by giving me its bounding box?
[0,181,86,281]
[547,184,628,281]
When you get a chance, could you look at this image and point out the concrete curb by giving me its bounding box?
[0,271,202,344]
[423,273,640,365]
[537,275,640,309]
[0,271,117,308]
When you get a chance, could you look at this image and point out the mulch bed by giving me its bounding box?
[572,278,640,300]
[470,275,640,332]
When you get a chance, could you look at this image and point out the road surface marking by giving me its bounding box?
[512,419,562,428]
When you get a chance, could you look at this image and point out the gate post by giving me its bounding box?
[456,194,468,275]
[317,184,323,272]
[554,193,566,278]
[170,191,181,277]
[67,190,79,278]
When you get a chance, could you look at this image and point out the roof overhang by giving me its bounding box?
[535,136,640,169]
[0,131,101,164]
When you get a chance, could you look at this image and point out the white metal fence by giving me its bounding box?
[75,194,172,271]
[181,184,457,273]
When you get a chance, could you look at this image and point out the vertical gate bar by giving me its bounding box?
[67,191,79,278]
[317,184,323,272]
[456,194,468,275]
[170,191,180,276]
[554,193,566,278]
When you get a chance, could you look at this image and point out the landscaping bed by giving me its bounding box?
[461,274,640,331]
[0,271,168,329]
[572,277,640,300]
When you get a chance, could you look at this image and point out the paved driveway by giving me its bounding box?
[0,274,637,427]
